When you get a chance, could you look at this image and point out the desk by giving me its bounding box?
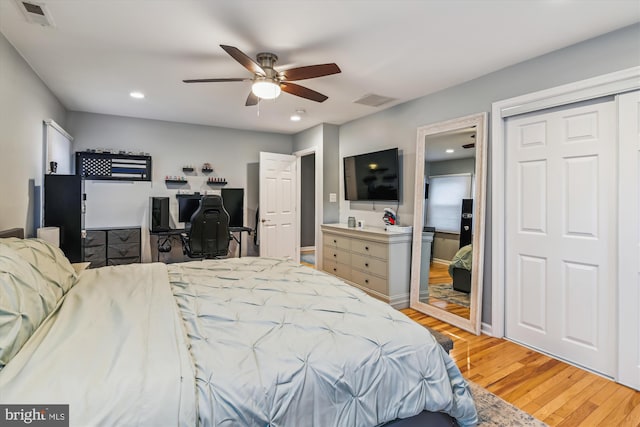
[150,228,185,262]
[229,226,252,258]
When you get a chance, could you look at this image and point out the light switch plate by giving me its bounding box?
[329,193,337,202]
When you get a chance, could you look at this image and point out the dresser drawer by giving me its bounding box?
[351,253,387,278]
[84,245,106,262]
[351,269,387,295]
[108,228,140,244]
[107,256,140,266]
[323,246,351,265]
[84,230,106,247]
[323,233,351,251]
[88,259,107,268]
[351,239,387,259]
[107,243,139,258]
[323,260,352,281]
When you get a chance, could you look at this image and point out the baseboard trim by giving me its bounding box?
[481,322,493,336]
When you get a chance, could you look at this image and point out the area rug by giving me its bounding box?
[429,282,471,307]
[300,253,315,264]
[470,381,548,426]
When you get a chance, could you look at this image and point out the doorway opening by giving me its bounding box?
[299,152,316,266]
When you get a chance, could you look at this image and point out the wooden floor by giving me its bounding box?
[425,262,471,319]
[402,308,640,426]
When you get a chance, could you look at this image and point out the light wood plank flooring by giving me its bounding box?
[425,262,471,318]
[401,308,640,426]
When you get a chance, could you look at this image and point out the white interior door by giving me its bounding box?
[618,90,640,390]
[505,99,617,376]
[259,152,298,260]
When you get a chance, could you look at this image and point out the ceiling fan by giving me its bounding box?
[183,45,341,106]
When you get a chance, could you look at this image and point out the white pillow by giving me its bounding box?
[0,244,61,369]
[0,238,77,295]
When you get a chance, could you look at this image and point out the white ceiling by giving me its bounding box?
[1,0,638,135]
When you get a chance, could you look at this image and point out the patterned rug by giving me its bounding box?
[429,282,471,307]
[470,381,548,426]
[300,253,315,264]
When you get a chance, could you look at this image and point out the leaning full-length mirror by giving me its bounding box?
[410,113,487,334]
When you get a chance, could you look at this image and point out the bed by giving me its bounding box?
[448,245,472,294]
[0,230,477,427]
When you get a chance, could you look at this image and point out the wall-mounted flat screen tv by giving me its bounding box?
[343,148,400,201]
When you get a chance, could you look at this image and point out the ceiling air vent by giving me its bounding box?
[15,0,55,27]
[353,94,396,108]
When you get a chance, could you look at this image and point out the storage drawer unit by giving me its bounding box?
[320,224,412,308]
[83,230,107,268]
[83,227,141,267]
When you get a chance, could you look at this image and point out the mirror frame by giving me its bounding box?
[409,112,488,335]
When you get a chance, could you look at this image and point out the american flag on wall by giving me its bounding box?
[76,152,152,181]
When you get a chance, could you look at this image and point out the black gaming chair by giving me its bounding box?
[181,195,231,259]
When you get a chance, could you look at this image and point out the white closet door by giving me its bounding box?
[505,100,617,376]
[618,90,640,390]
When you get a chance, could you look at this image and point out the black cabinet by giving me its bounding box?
[44,174,83,262]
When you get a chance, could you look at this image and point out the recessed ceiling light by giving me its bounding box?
[446,149,455,153]
[290,108,305,122]
[130,91,145,99]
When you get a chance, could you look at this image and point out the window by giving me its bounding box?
[426,173,472,233]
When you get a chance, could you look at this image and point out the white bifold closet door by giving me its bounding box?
[618,90,640,390]
[505,99,617,377]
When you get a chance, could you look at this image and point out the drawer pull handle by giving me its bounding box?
[333,254,337,257]
[365,263,369,267]
[333,268,337,272]
[365,279,369,284]
[333,239,337,243]
[365,246,369,251]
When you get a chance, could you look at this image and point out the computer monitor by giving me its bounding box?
[221,188,244,227]
[177,195,201,224]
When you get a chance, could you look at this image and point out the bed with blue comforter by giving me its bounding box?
[0,235,477,426]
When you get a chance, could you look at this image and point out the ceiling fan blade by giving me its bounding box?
[245,91,259,106]
[280,82,328,102]
[280,63,341,81]
[183,78,250,83]
[220,45,265,76]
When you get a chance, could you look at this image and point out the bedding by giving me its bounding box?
[0,236,477,427]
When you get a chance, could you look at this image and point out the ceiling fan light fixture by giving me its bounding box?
[252,79,281,100]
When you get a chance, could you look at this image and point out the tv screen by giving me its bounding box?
[343,148,400,201]
[177,196,201,223]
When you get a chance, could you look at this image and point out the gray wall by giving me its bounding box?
[0,33,67,236]
[300,153,315,247]
[338,23,640,325]
[67,111,292,260]
[292,123,341,224]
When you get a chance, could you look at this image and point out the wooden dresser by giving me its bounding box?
[320,223,412,308]
[83,227,141,267]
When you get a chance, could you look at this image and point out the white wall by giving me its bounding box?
[338,23,640,324]
[0,33,67,236]
[67,111,292,260]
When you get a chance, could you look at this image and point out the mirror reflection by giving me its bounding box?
[419,126,476,320]
[410,112,487,335]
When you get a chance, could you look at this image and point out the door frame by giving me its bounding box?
[491,66,640,338]
[294,146,323,269]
